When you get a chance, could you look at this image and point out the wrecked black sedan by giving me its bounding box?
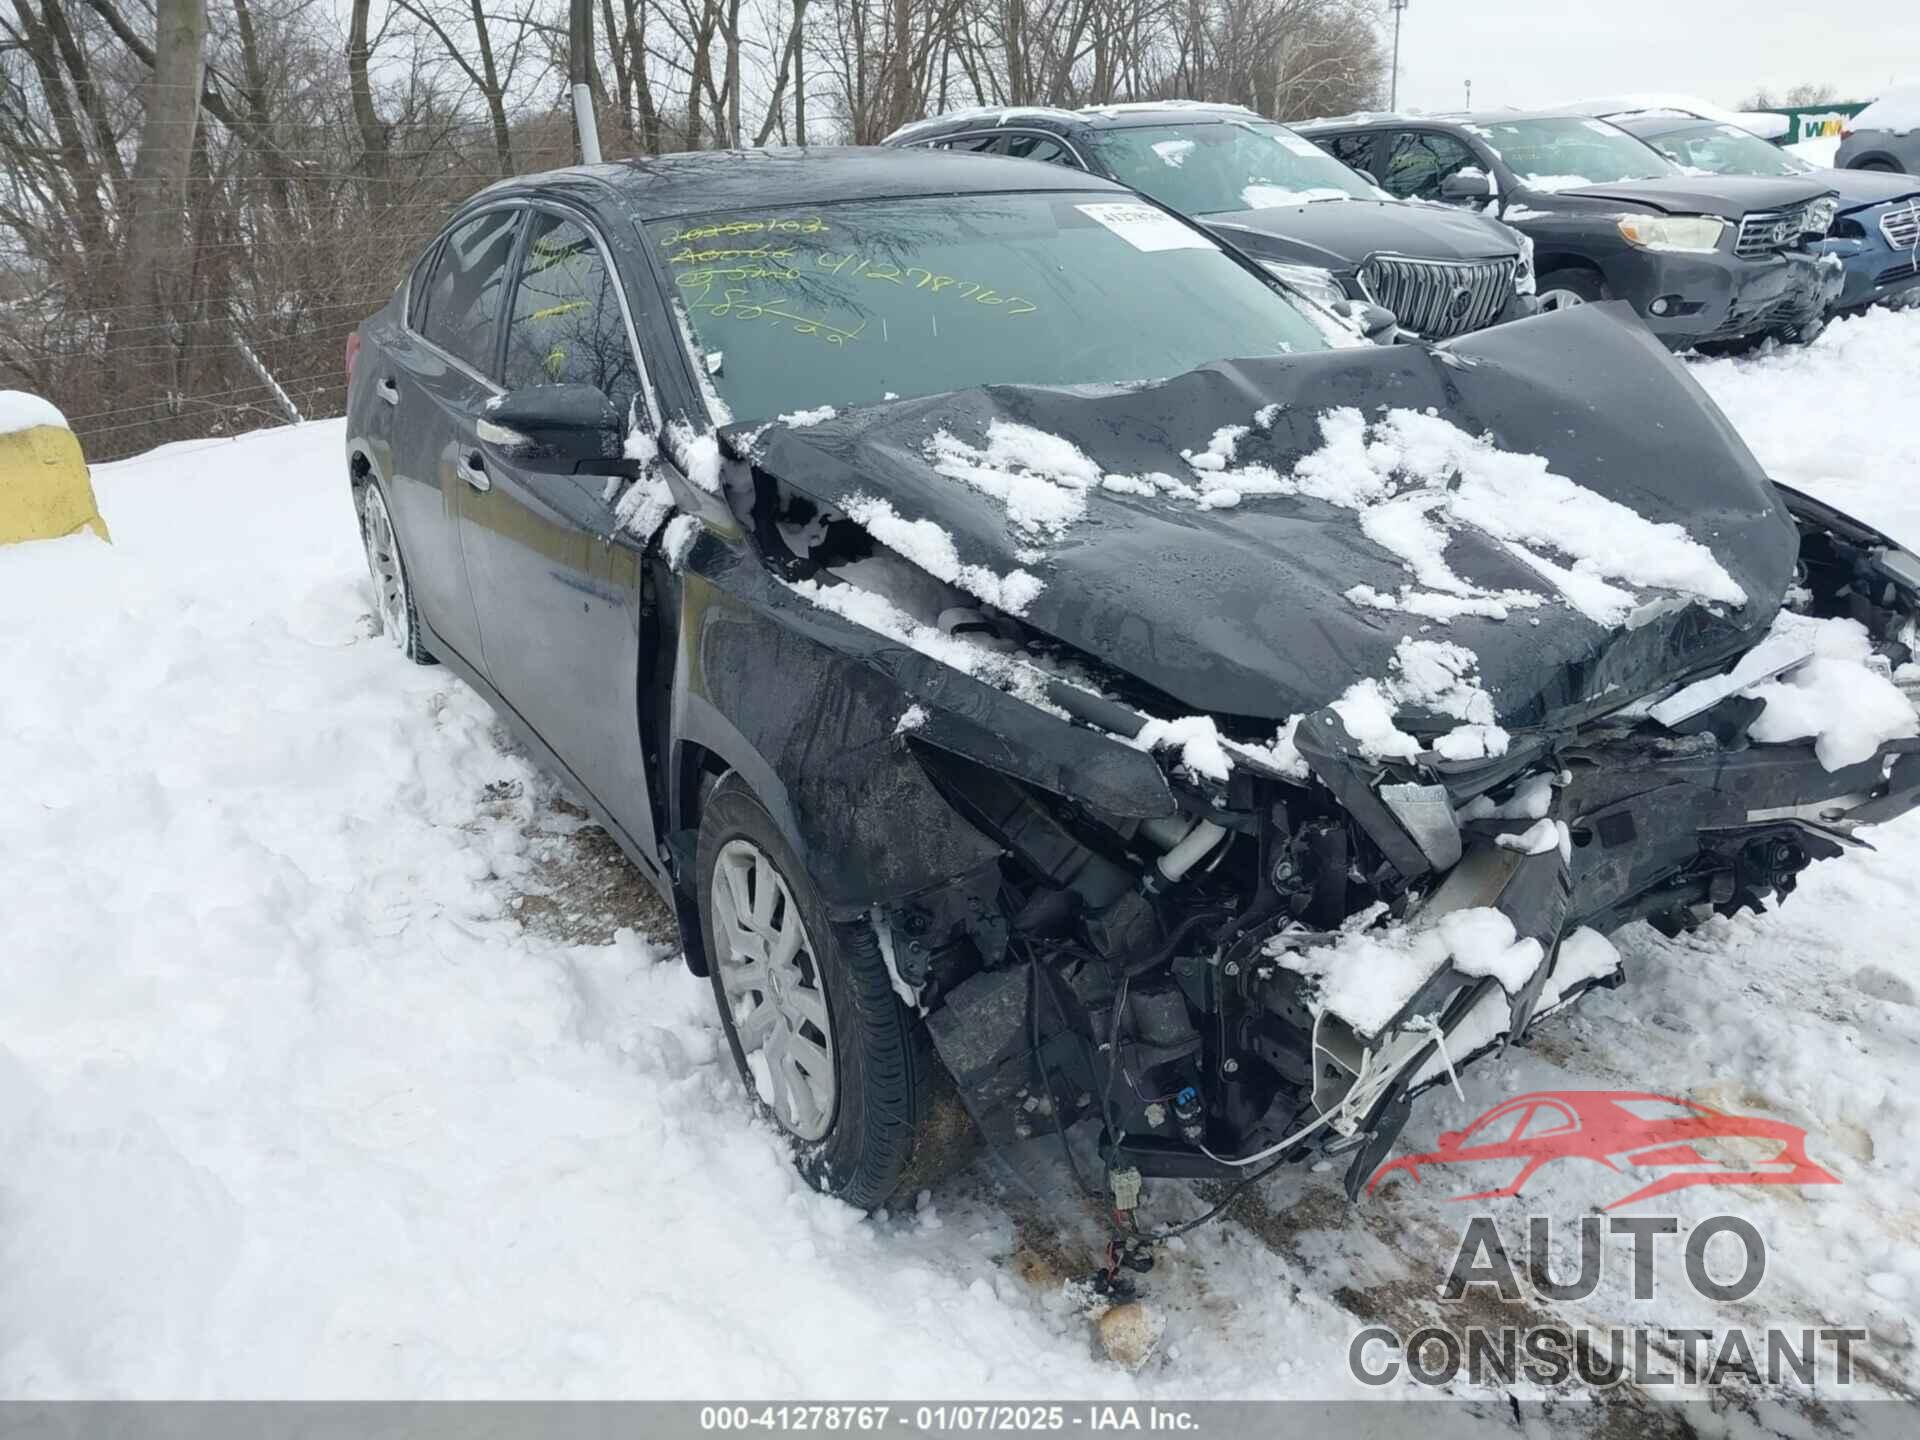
[345,148,1920,1223]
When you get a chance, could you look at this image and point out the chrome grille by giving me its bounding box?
[1882,201,1920,253]
[1735,204,1811,259]
[1355,255,1518,339]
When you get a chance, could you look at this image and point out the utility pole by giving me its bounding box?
[1465,79,1472,110]
[569,0,602,164]
[1389,0,1409,110]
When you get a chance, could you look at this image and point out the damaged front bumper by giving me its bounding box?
[914,482,1920,1201]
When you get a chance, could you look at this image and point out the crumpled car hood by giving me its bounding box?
[733,304,1797,734]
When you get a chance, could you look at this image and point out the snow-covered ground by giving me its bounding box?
[5,308,1920,1406]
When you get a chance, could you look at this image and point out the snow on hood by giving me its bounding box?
[732,304,1797,733]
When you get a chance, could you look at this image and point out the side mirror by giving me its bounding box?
[1439,168,1495,202]
[476,383,623,466]
[1337,300,1400,341]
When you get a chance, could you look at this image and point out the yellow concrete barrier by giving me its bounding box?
[0,394,109,545]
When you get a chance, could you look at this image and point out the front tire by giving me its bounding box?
[357,479,434,665]
[697,774,950,1210]
[1536,268,1609,311]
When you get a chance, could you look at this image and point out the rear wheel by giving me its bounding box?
[697,773,958,1210]
[1536,268,1608,311]
[1856,160,1899,173]
[357,479,433,665]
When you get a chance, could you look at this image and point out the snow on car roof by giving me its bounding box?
[1560,93,1791,140]
[881,106,1084,143]
[1852,83,1920,134]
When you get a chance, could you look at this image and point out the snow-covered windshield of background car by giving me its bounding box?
[645,194,1335,424]
[1470,116,1684,190]
[1641,121,1816,178]
[1087,121,1380,213]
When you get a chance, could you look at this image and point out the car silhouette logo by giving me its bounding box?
[1367,1090,1841,1210]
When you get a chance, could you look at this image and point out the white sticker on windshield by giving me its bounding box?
[1273,131,1324,157]
[1582,119,1617,135]
[1076,202,1214,252]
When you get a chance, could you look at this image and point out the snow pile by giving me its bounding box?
[1270,906,1547,1039]
[0,390,66,435]
[926,421,1104,540]
[612,474,675,544]
[661,513,703,571]
[785,576,1060,714]
[1789,134,1842,168]
[1130,714,1233,782]
[1744,612,1918,770]
[1151,138,1194,167]
[1192,406,1745,628]
[665,418,724,493]
[1320,637,1508,763]
[778,405,837,428]
[839,494,1044,615]
[2,419,1156,1399]
[1852,83,1920,135]
[1689,308,1920,546]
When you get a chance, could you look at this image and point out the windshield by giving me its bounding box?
[1637,120,1814,178]
[646,194,1333,424]
[1468,116,1682,190]
[1087,120,1378,214]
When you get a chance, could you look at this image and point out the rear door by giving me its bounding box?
[382,206,524,668]
[458,204,661,862]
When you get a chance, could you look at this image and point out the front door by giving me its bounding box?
[458,207,661,863]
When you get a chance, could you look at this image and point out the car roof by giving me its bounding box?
[884,100,1267,145]
[473,145,1126,220]
[1299,110,1603,131]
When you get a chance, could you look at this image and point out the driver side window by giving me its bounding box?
[501,212,643,423]
[1382,131,1480,202]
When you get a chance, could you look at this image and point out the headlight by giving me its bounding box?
[1804,197,1838,237]
[1615,215,1728,254]
[1513,230,1536,295]
[1260,260,1351,311]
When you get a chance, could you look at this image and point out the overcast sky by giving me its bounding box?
[1388,2,1920,115]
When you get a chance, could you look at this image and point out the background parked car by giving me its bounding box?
[1837,84,1920,173]
[1299,110,1842,351]
[1601,107,1920,314]
[883,102,1537,341]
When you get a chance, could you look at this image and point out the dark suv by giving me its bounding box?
[1299,111,1843,350]
[883,102,1537,340]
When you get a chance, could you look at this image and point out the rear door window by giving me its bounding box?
[502,212,643,420]
[1319,131,1380,174]
[418,209,521,376]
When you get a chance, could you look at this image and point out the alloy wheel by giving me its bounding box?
[711,838,838,1140]
[361,485,410,652]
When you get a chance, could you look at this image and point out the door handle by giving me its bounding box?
[458,449,491,492]
[377,377,399,406]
